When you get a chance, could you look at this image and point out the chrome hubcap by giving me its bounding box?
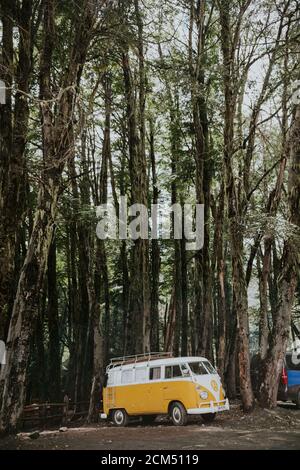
[115,410,124,424]
[173,407,181,423]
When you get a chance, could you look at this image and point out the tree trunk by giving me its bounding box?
[212,182,226,379]
[0,0,14,341]
[158,43,186,356]
[164,289,176,353]
[122,48,150,354]
[47,235,61,401]
[149,119,160,352]
[99,74,111,364]
[257,250,269,360]
[181,233,188,356]
[188,0,212,358]
[87,297,104,422]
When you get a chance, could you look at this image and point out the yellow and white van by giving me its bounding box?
[101,353,229,426]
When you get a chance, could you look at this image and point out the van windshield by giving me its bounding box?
[189,361,216,375]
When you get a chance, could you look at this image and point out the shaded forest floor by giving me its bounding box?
[1,401,299,450]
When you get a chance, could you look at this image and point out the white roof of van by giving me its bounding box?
[107,356,208,371]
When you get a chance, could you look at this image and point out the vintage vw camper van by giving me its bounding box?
[101,353,229,426]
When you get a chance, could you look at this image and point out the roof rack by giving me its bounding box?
[107,352,173,369]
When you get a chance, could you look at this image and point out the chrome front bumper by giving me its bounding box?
[187,398,230,415]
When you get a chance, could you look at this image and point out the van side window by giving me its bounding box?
[165,365,183,379]
[150,367,161,380]
[173,365,182,377]
[121,369,134,384]
[135,367,147,382]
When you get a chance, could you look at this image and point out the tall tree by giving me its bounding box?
[0,0,36,341]
[149,118,160,352]
[258,102,300,407]
[218,0,254,411]
[122,1,150,353]
[188,0,212,359]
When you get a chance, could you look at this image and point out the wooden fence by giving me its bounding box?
[21,401,90,429]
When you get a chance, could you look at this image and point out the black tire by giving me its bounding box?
[111,409,129,427]
[295,390,300,410]
[170,402,188,426]
[201,413,216,423]
[142,415,157,425]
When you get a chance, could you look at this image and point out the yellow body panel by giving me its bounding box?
[103,380,223,416]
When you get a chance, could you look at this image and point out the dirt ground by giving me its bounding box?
[0,401,299,450]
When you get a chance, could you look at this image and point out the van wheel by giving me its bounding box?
[111,409,129,427]
[296,390,300,410]
[142,415,157,425]
[170,402,188,426]
[201,413,216,423]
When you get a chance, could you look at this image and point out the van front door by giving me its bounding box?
[106,386,116,409]
[162,364,187,412]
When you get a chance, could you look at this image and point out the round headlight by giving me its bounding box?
[200,391,208,400]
